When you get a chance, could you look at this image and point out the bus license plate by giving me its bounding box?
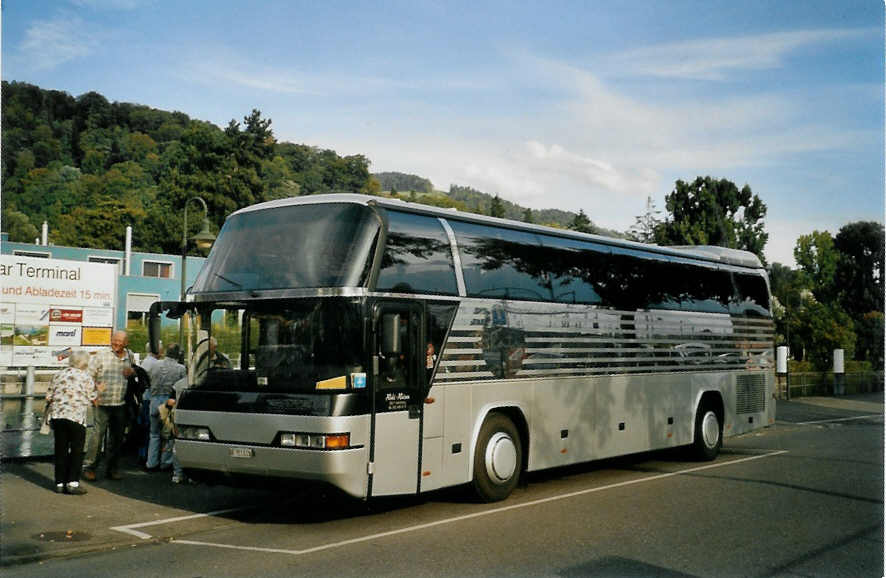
[229,447,254,458]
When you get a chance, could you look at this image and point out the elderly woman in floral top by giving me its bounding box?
[46,350,98,495]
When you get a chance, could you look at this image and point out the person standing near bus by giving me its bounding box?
[135,341,161,464]
[145,342,185,471]
[83,330,134,481]
[426,342,437,383]
[45,350,98,494]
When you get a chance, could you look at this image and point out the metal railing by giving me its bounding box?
[778,370,885,399]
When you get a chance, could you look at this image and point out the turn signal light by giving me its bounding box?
[324,434,349,449]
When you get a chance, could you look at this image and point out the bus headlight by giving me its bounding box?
[278,432,349,450]
[178,425,212,441]
[280,433,310,447]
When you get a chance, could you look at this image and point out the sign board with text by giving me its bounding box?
[1,255,117,366]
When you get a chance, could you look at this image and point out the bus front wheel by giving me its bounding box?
[472,413,522,502]
[691,404,722,461]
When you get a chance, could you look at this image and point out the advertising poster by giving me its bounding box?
[13,303,49,347]
[82,326,113,346]
[49,325,82,346]
[83,307,114,327]
[1,256,117,367]
[0,303,13,366]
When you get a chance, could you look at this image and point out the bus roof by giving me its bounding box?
[231,193,764,269]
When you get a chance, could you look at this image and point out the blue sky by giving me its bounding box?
[3,0,883,266]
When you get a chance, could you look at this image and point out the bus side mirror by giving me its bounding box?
[381,313,401,354]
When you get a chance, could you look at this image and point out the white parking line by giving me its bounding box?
[120,450,786,555]
[110,507,246,540]
[795,414,883,426]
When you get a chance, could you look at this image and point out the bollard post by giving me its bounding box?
[776,346,789,399]
[21,366,36,456]
[833,349,845,396]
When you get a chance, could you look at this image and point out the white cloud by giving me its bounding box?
[522,140,658,199]
[283,28,877,235]
[179,48,501,98]
[176,52,322,95]
[608,28,872,80]
[208,66,321,96]
[20,15,98,70]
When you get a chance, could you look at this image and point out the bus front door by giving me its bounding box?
[369,302,424,496]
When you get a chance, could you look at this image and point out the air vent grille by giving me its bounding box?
[736,374,766,414]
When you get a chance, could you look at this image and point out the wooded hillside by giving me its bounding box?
[1,81,375,254]
[1,81,623,254]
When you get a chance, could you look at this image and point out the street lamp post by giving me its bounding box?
[179,196,216,348]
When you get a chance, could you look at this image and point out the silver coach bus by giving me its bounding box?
[149,193,775,502]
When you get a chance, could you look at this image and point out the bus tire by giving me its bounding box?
[691,404,722,461]
[472,413,522,502]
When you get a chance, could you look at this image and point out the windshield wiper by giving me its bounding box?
[214,272,243,289]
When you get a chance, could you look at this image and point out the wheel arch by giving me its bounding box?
[468,403,529,480]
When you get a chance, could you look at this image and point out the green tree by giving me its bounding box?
[768,263,804,308]
[1,209,39,242]
[124,131,158,162]
[791,299,856,370]
[54,200,147,249]
[223,110,275,209]
[768,262,805,348]
[366,176,381,196]
[413,194,469,211]
[569,209,595,234]
[834,221,885,318]
[793,230,838,305]
[855,311,884,367]
[261,155,300,200]
[16,165,81,224]
[373,172,433,194]
[655,176,768,263]
[489,194,506,218]
[628,196,662,243]
[326,154,372,194]
[522,207,533,223]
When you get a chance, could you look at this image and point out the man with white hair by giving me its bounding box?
[83,330,134,481]
[45,349,97,494]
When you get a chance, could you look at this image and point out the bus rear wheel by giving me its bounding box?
[691,405,722,461]
[472,413,522,502]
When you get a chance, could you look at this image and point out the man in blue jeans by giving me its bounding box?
[144,343,185,471]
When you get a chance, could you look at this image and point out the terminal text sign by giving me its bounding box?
[1,255,117,366]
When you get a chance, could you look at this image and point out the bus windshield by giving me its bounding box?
[191,203,379,293]
[191,299,366,393]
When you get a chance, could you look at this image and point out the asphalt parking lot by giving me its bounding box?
[1,392,882,570]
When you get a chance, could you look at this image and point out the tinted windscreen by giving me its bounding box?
[192,203,379,292]
[191,299,366,393]
[375,210,458,295]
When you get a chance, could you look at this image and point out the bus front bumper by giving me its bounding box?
[175,440,369,498]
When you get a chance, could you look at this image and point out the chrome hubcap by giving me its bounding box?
[485,432,517,484]
[702,411,720,449]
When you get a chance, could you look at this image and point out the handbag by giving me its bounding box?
[40,403,52,435]
[158,403,177,438]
